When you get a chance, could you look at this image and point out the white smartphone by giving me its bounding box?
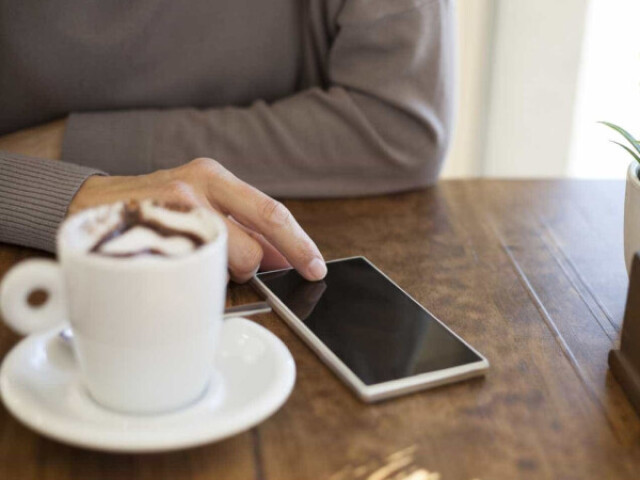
[251,257,489,402]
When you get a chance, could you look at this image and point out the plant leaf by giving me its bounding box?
[600,121,640,155]
[612,141,640,164]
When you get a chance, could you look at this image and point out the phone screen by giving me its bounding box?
[256,257,482,386]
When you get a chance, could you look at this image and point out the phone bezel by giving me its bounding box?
[251,256,489,402]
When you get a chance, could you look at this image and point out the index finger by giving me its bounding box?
[208,172,326,281]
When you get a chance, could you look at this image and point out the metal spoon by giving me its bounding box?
[58,301,271,345]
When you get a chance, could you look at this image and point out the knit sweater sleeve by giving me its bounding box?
[0,151,105,252]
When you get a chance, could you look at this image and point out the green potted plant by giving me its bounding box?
[602,122,640,274]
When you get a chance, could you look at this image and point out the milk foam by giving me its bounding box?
[60,200,220,258]
[96,226,197,256]
[140,202,212,242]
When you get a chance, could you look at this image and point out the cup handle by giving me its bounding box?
[0,259,67,335]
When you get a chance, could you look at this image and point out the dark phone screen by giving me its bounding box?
[257,258,482,386]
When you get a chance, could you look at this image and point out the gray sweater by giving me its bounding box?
[0,0,455,252]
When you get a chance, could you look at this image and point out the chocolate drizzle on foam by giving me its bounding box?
[90,201,207,258]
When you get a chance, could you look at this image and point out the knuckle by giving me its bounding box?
[190,157,226,177]
[165,180,197,205]
[190,157,215,169]
[296,239,318,264]
[259,198,291,229]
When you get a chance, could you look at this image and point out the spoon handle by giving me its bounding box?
[58,301,271,345]
[223,301,272,319]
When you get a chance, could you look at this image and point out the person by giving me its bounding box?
[0,0,455,283]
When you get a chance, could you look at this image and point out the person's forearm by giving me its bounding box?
[64,89,449,197]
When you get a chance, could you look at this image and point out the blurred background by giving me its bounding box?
[444,0,640,179]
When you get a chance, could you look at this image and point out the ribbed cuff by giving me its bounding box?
[0,151,106,252]
[63,110,156,175]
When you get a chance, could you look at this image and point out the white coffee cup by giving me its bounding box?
[0,201,228,414]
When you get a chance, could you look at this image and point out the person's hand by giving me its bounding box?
[69,158,327,283]
[0,118,67,160]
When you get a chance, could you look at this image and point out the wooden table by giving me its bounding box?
[1,180,639,479]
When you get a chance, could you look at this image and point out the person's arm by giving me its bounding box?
[0,151,326,282]
[63,0,455,197]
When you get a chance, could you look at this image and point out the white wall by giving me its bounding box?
[483,0,589,177]
[568,0,640,179]
[442,0,495,178]
[444,0,594,178]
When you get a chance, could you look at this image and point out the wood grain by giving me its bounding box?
[1,180,639,479]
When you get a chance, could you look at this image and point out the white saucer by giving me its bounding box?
[0,317,295,453]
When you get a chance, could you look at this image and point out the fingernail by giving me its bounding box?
[307,258,327,280]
